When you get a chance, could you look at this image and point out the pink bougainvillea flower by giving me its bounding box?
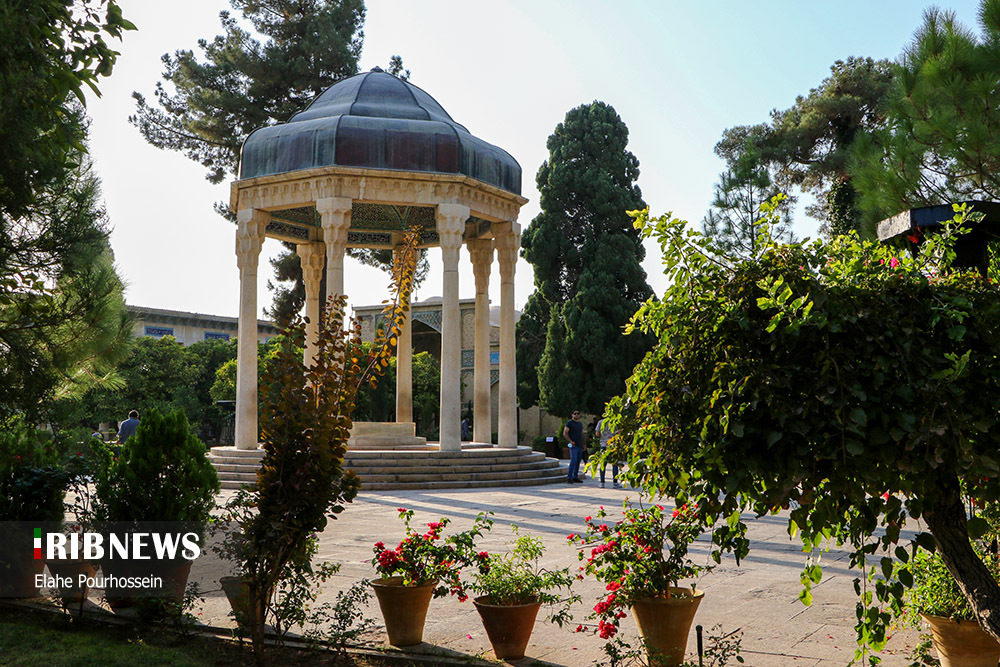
[889,257,900,268]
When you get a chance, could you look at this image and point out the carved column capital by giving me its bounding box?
[467,238,494,287]
[318,197,352,253]
[436,203,469,252]
[494,221,521,281]
[236,209,269,271]
[297,242,325,289]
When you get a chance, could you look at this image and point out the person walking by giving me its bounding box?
[117,410,140,445]
[563,409,586,484]
[596,417,621,488]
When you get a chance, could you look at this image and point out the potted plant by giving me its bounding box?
[92,408,220,607]
[370,508,491,647]
[0,423,69,598]
[901,547,1000,667]
[47,431,107,604]
[468,526,578,660]
[570,500,710,667]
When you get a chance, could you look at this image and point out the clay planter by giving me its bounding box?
[220,575,262,627]
[922,614,1000,667]
[472,596,541,660]
[630,587,705,667]
[45,560,97,603]
[370,576,437,647]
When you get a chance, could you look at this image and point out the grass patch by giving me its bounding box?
[0,605,402,666]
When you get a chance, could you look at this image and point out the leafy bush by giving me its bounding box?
[92,408,219,524]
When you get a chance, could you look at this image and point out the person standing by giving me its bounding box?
[563,409,585,483]
[117,410,140,445]
[596,417,620,488]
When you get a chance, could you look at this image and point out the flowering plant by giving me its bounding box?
[469,525,579,625]
[569,500,709,639]
[371,508,491,599]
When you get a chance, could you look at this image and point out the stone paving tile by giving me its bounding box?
[198,484,925,666]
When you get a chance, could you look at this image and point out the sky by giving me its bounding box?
[86,0,986,319]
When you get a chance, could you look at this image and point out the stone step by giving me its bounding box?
[220,473,569,491]
[347,462,561,476]
[209,444,568,491]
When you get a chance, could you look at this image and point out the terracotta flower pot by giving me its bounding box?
[45,560,96,603]
[220,575,262,627]
[472,596,541,660]
[630,587,705,667]
[922,614,1000,667]
[370,576,437,647]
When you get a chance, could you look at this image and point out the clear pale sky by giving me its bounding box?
[86,0,984,319]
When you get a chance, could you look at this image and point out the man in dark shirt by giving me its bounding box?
[117,410,140,445]
[563,409,585,483]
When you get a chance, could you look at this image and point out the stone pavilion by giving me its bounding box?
[228,67,527,454]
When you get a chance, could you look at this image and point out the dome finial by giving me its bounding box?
[370,66,384,73]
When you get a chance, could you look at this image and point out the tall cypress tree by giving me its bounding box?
[517,101,652,417]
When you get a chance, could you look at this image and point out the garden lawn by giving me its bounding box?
[0,605,395,666]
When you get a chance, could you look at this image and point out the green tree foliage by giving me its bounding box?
[0,1,134,421]
[93,408,220,523]
[517,101,653,416]
[129,0,416,322]
[1,153,132,422]
[702,142,794,258]
[608,203,1000,655]
[853,1,1000,227]
[717,57,893,237]
[50,337,238,442]
[0,0,134,219]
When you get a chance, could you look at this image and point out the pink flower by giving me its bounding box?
[889,257,900,268]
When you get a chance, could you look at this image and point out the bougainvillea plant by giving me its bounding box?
[371,508,492,599]
[569,500,709,639]
[605,200,1000,661]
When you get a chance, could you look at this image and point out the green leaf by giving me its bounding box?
[967,516,990,540]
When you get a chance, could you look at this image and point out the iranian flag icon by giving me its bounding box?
[33,528,42,560]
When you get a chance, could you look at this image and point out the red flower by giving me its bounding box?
[598,620,617,639]
[907,233,920,243]
[477,551,489,559]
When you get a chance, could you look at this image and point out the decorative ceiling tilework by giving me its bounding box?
[266,220,310,240]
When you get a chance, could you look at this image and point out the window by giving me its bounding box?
[145,326,173,338]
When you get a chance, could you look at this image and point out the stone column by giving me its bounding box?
[297,242,325,366]
[317,197,352,304]
[495,222,521,448]
[467,238,494,444]
[436,203,469,452]
[395,247,415,424]
[235,208,268,450]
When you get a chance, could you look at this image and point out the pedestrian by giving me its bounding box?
[117,410,140,445]
[595,417,621,488]
[91,425,103,441]
[461,416,470,441]
[563,409,585,484]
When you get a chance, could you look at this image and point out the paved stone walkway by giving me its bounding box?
[191,482,925,666]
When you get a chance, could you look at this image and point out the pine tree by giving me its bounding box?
[517,102,652,417]
[715,57,893,237]
[853,1,1000,226]
[1,145,132,422]
[130,0,414,320]
[702,143,794,258]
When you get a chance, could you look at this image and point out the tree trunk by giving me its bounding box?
[923,474,1000,642]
